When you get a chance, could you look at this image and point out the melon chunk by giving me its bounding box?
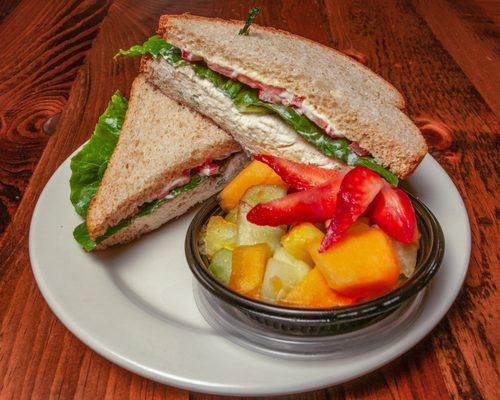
[229,243,271,297]
[219,160,286,210]
[280,223,324,266]
[308,226,401,299]
[261,248,311,302]
[208,248,233,285]
[284,268,354,308]
[241,184,287,207]
[237,201,285,252]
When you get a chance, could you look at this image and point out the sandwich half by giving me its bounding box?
[70,74,245,251]
[117,15,427,184]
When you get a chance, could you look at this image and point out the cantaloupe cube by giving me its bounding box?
[229,243,271,297]
[280,223,324,266]
[347,219,370,234]
[308,226,401,299]
[219,160,286,210]
[283,268,354,308]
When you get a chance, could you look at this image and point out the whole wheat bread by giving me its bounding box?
[95,152,247,249]
[86,74,240,240]
[155,15,427,178]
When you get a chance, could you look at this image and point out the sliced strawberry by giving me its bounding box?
[254,154,346,191]
[247,177,342,226]
[320,166,386,251]
[367,187,416,243]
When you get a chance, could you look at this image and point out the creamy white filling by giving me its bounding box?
[197,58,342,138]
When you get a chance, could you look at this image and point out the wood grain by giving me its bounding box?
[0,0,112,239]
[413,0,500,116]
[0,0,498,399]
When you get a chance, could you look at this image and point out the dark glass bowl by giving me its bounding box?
[185,193,444,337]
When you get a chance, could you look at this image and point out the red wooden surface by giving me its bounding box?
[0,0,498,398]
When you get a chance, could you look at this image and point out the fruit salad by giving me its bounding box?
[200,155,420,308]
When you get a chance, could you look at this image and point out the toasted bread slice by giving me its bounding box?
[156,15,427,178]
[86,74,240,240]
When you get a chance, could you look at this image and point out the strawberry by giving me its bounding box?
[246,177,342,226]
[320,166,386,251]
[254,154,346,191]
[367,187,416,244]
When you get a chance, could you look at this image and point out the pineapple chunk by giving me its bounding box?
[284,268,354,308]
[202,216,237,257]
[208,248,233,285]
[261,250,311,302]
[229,243,271,297]
[237,201,285,252]
[219,160,286,210]
[280,223,324,266]
[308,226,401,299]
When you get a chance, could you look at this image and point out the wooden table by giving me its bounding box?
[0,0,498,398]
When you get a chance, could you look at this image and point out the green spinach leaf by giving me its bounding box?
[70,92,128,217]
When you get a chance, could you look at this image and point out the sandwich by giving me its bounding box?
[115,11,427,187]
[70,74,246,251]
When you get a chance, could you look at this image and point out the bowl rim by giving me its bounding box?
[185,192,445,320]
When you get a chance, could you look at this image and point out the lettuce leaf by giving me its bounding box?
[70,90,207,251]
[73,174,206,251]
[70,91,128,217]
[115,35,184,64]
[233,90,399,185]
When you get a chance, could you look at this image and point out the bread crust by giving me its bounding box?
[156,14,428,178]
[158,14,405,107]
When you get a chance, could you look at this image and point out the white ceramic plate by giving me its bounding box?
[29,153,470,396]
